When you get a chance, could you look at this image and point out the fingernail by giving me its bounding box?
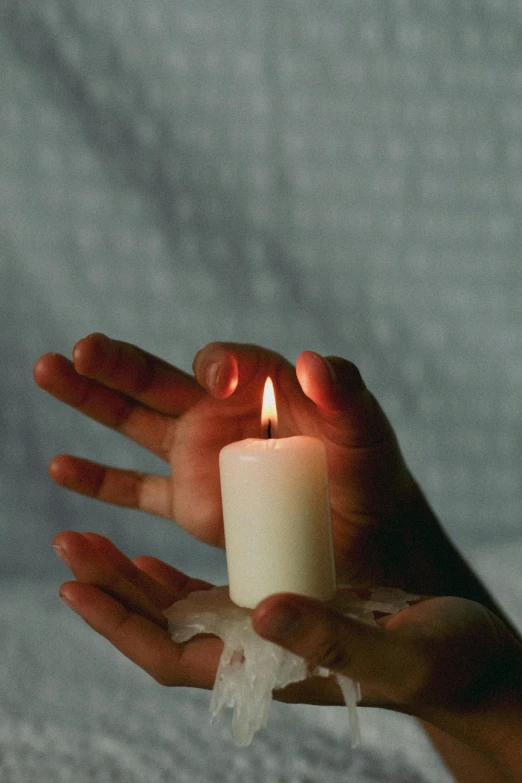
[53,544,71,567]
[59,587,76,608]
[205,361,223,392]
[205,356,237,398]
[73,333,109,367]
[325,357,364,393]
[323,357,337,382]
[257,602,303,640]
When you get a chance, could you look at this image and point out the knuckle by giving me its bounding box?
[150,669,172,687]
[314,635,352,673]
[130,352,155,397]
[110,609,135,639]
[102,569,124,595]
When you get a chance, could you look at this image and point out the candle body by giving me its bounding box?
[219,435,336,609]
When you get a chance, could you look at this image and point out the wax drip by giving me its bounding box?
[165,585,419,747]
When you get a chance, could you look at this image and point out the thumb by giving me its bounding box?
[192,342,292,400]
[295,352,395,447]
[295,352,365,412]
[252,593,408,698]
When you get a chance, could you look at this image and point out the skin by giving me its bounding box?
[35,333,472,592]
[35,335,522,780]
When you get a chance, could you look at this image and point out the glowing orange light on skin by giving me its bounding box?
[261,377,277,437]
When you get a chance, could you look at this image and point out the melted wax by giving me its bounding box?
[165,585,417,747]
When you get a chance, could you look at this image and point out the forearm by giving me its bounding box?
[397,483,522,779]
[467,688,522,782]
[423,694,522,783]
[422,722,516,783]
[420,619,522,782]
[396,481,520,640]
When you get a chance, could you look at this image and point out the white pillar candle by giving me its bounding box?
[219,379,336,609]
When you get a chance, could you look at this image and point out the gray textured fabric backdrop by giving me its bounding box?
[1,1,521,780]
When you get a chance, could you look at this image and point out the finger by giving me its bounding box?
[54,531,212,611]
[72,333,205,415]
[79,533,178,610]
[53,532,168,629]
[49,455,172,518]
[252,594,409,697]
[132,556,213,604]
[34,353,173,459]
[296,352,394,447]
[192,342,294,401]
[296,352,364,411]
[59,581,222,688]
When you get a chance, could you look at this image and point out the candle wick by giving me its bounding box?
[267,420,272,439]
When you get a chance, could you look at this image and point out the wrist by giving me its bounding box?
[443,698,522,782]
[421,638,522,782]
[472,650,522,782]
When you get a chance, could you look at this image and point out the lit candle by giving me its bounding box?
[219,378,336,609]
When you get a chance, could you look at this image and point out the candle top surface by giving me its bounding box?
[221,434,324,452]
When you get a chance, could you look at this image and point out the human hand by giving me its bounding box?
[36,335,417,587]
[43,338,521,779]
[252,590,522,778]
[51,530,366,705]
[53,530,223,690]
[53,530,522,779]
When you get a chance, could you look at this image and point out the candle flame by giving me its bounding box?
[261,377,277,436]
